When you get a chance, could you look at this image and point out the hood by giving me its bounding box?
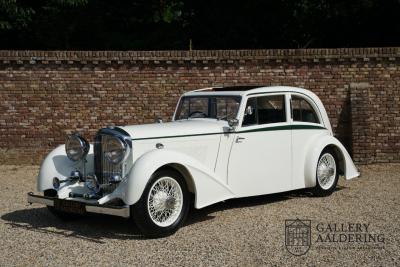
[119,119,229,141]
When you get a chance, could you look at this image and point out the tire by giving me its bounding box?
[44,189,81,221]
[131,168,190,238]
[312,149,339,197]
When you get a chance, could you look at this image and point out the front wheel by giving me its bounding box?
[312,150,339,197]
[131,169,190,237]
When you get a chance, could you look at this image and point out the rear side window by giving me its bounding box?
[291,96,320,124]
[242,95,286,126]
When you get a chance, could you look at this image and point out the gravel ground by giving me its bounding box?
[0,164,399,266]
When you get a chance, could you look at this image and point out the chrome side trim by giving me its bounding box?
[27,193,130,218]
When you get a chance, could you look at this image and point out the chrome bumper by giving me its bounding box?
[27,192,130,218]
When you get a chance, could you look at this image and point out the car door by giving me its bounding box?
[290,93,329,189]
[227,93,292,197]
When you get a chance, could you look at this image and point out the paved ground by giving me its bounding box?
[0,164,399,266]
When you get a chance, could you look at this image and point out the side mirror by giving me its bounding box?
[228,118,239,131]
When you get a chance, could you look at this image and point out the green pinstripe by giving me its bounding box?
[131,124,326,141]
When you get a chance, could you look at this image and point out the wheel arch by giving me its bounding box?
[323,144,345,176]
[154,163,196,195]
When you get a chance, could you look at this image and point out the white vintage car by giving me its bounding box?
[28,86,359,237]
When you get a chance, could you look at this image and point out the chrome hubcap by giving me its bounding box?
[147,177,183,227]
[317,153,336,190]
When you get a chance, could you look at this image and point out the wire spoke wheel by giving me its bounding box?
[316,153,336,190]
[147,177,183,227]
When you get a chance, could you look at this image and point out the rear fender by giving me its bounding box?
[304,135,360,188]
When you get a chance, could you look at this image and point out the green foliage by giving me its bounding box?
[0,0,34,30]
[0,0,398,49]
[152,0,183,23]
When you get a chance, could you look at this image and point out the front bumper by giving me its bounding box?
[27,192,130,218]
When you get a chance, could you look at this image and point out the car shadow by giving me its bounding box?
[1,186,346,242]
[1,207,144,243]
[186,186,345,226]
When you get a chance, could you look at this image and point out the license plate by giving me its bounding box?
[54,199,86,215]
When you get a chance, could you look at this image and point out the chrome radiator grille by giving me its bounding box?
[94,134,122,193]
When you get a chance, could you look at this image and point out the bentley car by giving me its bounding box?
[28,86,360,237]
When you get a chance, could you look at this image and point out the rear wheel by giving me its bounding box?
[44,189,81,220]
[312,149,339,197]
[131,169,190,237]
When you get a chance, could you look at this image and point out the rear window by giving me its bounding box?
[291,96,320,124]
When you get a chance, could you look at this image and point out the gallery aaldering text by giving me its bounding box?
[315,223,385,243]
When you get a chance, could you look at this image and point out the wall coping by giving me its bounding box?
[0,47,399,63]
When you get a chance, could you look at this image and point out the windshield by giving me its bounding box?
[175,96,241,121]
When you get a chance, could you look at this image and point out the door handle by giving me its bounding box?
[236,136,245,143]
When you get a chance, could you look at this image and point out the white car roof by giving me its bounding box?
[183,86,316,97]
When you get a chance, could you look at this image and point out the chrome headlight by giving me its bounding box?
[65,134,90,162]
[104,136,128,164]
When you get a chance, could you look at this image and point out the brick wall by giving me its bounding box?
[0,48,399,165]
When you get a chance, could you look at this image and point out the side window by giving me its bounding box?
[242,95,286,126]
[257,95,286,124]
[291,96,320,124]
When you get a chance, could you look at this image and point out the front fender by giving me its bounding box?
[120,149,235,209]
[304,135,360,188]
[37,145,94,192]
